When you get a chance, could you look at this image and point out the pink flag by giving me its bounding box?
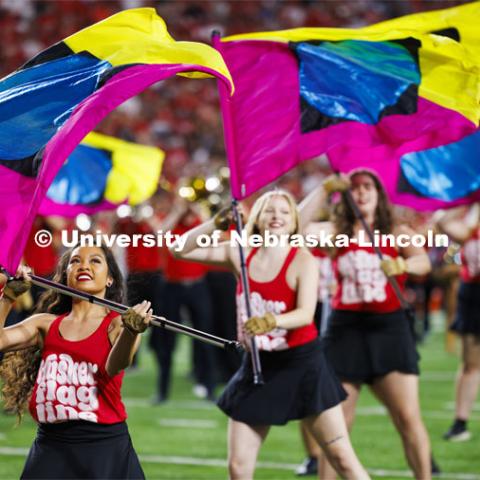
[216,4,479,209]
[0,9,232,273]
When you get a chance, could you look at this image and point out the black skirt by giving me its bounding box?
[21,421,145,480]
[217,339,347,426]
[325,309,420,384]
[451,282,480,336]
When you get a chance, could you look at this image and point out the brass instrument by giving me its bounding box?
[177,167,231,213]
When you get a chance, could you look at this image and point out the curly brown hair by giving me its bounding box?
[0,347,42,423]
[333,169,393,238]
[0,245,125,422]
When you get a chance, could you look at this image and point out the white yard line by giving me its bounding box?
[355,406,480,420]
[124,398,214,410]
[444,401,480,412]
[0,447,479,479]
[421,372,456,381]
[125,398,480,420]
[0,447,28,455]
[356,406,387,415]
[157,418,218,429]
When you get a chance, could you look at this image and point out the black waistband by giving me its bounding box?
[256,338,322,360]
[330,308,406,325]
[37,420,128,444]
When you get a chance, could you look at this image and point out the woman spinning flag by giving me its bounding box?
[0,245,150,479]
[172,190,369,480]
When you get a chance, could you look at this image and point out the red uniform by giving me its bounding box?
[332,244,406,313]
[29,311,126,424]
[460,229,480,283]
[311,248,333,303]
[115,219,162,273]
[24,219,57,277]
[164,222,207,283]
[236,247,317,351]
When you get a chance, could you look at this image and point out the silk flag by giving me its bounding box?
[40,132,164,217]
[217,2,479,209]
[0,8,233,272]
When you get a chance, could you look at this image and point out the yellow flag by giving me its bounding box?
[81,132,164,206]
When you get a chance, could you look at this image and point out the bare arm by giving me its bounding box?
[0,267,52,352]
[169,217,236,270]
[435,204,478,244]
[105,301,151,377]
[0,310,52,352]
[105,318,141,377]
[0,288,12,325]
[275,251,319,330]
[298,174,349,231]
[298,184,329,231]
[304,221,335,237]
[395,225,431,276]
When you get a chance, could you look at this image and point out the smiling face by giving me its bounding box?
[350,173,379,218]
[66,246,113,296]
[256,194,296,236]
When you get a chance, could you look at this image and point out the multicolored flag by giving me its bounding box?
[216,2,479,209]
[40,132,164,217]
[0,8,233,272]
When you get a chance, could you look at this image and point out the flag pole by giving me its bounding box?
[231,199,264,384]
[212,30,264,384]
[342,187,410,309]
[1,270,241,352]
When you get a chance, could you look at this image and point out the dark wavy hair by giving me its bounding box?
[0,245,125,422]
[333,169,393,238]
[36,244,125,314]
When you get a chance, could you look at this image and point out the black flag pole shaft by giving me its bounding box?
[27,274,241,351]
[231,200,264,385]
[210,30,264,385]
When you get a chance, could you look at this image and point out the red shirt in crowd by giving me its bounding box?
[115,218,162,273]
[24,219,58,277]
[164,220,207,283]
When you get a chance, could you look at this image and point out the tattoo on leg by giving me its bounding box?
[324,435,343,446]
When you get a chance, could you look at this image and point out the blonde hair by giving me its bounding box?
[245,190,299,237]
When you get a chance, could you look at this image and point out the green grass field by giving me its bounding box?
[1,315,479,479]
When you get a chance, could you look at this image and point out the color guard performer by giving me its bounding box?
[300,170,433,480]
[0,245,149,479]
[172,190,369,480]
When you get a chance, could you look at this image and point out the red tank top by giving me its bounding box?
[29,311,127,424]
[311,248,333,303]
[236,247,318,351]
[332,244,406,313]
[460,229,480,283]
